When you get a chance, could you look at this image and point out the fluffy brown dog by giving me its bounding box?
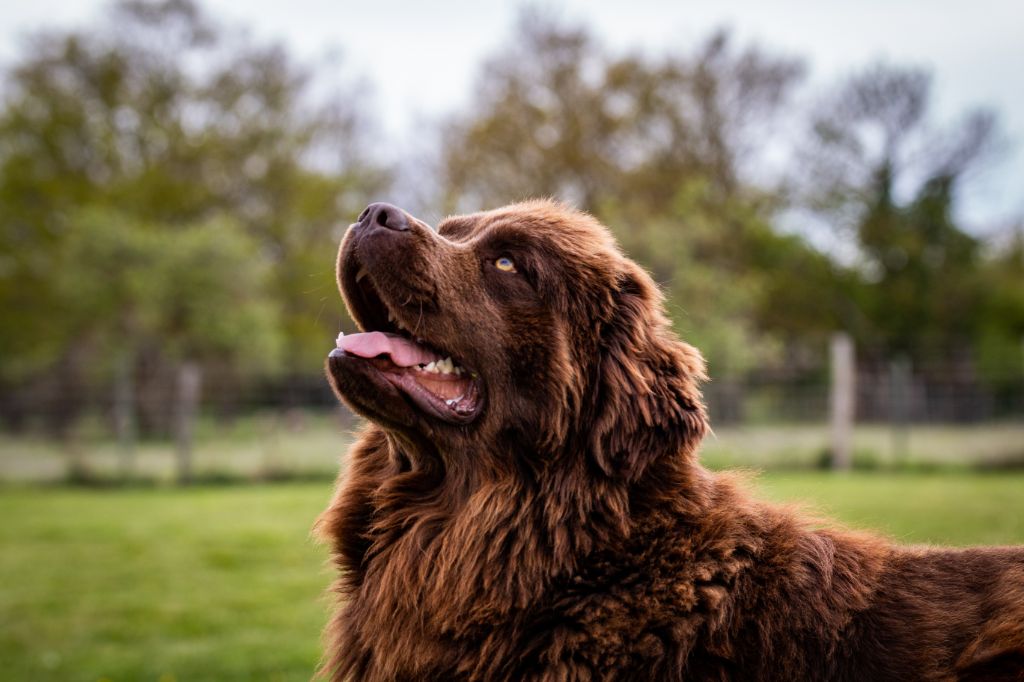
[319,200,1024,681]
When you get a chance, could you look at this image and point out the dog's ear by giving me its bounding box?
[588,266,708,481]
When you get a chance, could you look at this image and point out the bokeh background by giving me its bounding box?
[1,1,1022,680]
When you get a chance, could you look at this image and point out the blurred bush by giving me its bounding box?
[0,0,388,430]
[437,11,1024,385]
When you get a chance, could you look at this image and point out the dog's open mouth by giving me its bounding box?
[329,266,483,425]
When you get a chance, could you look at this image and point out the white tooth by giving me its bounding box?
[355,267,368,283]
[443,357,455,374]
[424,361,436,373]
[446,399,456,406]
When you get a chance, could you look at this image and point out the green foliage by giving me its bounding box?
[442,16,1022,383]
[858,174,986,351]
[439,13,836,375]
[441,11,803,214]
[598,181,779,374]
[0,0,388,386]
[799,62,1022,366]
[54,209,282,372]
[976,228,1024,388]
[1,1,1021,413]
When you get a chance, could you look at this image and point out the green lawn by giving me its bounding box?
[0,484,334,682]
[756,471,1024,545]
[2,473,1023,681]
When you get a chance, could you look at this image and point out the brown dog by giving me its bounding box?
[319,200,1024,681]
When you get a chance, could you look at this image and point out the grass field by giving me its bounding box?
[2,473,1023,681]
[0,484,331,682]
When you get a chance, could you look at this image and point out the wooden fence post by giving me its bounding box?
[113,352,136,481]
[830,333,855,471]
[889,356,911,462]
[174,361,202,485]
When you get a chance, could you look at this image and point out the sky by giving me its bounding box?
[2,0,1022,231]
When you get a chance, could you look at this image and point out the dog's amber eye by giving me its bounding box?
[494,256,516,273]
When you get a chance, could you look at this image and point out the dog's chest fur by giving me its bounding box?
[321,448,798,681]
[340,509,754,680]
[323,456,1024,681]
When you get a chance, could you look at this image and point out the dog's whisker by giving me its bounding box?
[413,302,424,337]
[312,297,328,326]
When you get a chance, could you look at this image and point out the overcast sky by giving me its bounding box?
[3,0,1022,230]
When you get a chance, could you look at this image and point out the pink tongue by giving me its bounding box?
[336,332,441,368]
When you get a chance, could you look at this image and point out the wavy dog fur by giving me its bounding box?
[318,200,1024,681]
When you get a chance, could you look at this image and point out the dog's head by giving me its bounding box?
[326,200,707,480]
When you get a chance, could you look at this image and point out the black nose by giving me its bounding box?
[357,202,410,232]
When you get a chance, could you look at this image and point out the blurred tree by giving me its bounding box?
[801,64,996,231]
[976,225,1024,400]
[0,0,388,434]
[55,210,280,369]
[598,179,842,377]
[799,63,1006,358]
[440,10,804,215]
[55,208,280,475]
[439,11,838,378]
[1,1,1019,438]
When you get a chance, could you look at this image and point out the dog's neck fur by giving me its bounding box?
[316,422,725,680]
[318,421,1024,682]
